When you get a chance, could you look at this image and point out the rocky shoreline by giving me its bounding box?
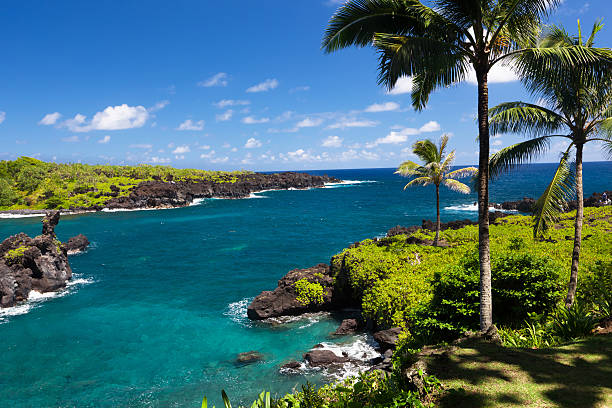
[0,172,341,217]
[0,212,89,308]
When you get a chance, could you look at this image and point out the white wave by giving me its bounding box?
[0,275,94,324]
[444,203,518,213]
[263,311,331,326]
[189,198,207,206]
[0,213,46,219]
[247,192,268,199]
[224,297,254,327]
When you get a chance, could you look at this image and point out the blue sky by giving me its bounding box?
[0,0,609,170]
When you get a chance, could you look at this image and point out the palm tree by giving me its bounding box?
[396,134,477,246]
[322,0,611,330]
[489,20,612,308]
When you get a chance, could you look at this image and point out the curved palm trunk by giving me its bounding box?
[477,68,493,331]
[434,184,440,246]
[565,143,584,308]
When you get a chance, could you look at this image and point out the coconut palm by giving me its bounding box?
[322,0,612,330]
[396,134,477,246]
[489,20,612,307]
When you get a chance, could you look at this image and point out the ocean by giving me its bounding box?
[0,162,610,407]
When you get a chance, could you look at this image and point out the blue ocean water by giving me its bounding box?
[0,162,610,407]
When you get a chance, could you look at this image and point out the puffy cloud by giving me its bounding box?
[387,77,413,95]
[465,62,518,84]
[200,150,216,159]
[39,112,61,125]
[211,156,229,163]
[364,102,400,112]
[246,78,279,93]
[242,116,270,124]
[149,156,171,164]
[244,138,262,148]
[61,104,149,132]
[177,119,205,131]
[98,135,111,144]
[296,117,324,128]
[322,135,343,148]
[327,119,378,129]
[198,72,228,87]
[214,99,250,108]
[419,121,441,132]
[216,110,233,122]
[172,145,191,154]
[148,100,169,112]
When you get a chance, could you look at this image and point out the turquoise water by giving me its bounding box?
[0,163,610,407]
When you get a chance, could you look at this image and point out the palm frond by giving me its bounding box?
[533,151,576,238]
[489,101,567,136]
[447,166,478,179]
[442,178,471,194]
[405,176,433,189]
[395,160,424,176]
[412,139,439,164]
[440,150,456,173]
[489,136,554,180]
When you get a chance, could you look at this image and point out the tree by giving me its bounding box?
[396,134,477,246]
[489,20,612,308]
[322,0,611,330]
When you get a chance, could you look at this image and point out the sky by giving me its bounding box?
[0,0,609,171]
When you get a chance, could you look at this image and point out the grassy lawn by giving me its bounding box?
[423,334,612,408]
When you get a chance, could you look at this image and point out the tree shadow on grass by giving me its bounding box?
[425,334,611,408]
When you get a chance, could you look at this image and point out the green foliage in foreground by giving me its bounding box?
[330,207,612,343]
[0,156,253,210]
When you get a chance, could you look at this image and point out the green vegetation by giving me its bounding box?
[396,134,477,246]
[424,334,612,407]
[489,20,612,308]
[294,279,325,306]
[3,245,29,264]
[0,157,252,210]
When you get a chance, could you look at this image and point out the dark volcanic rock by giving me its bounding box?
[65,234,90,255]
[236,351,264,365]
[332,318,360,336]
[303,349,349,367]
[280,360,302,370]
[494,197,536,213]
[103,172,341,211]
[247,264,334,320]
[0,212,72,308]
[373,327,402,352]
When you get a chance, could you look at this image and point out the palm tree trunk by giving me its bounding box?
[434,184,440,246]
[565,143,584,308]
[477,68,493,331]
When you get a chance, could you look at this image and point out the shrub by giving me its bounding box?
[578,260,612,318]
[294,279,324,306]
[549,301,598,340]
[4,245,29,264]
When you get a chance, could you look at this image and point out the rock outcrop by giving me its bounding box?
[247,264,334,320]
[303,349,349,367]
[103,172,341,211]
[65,234,90,255]
[373,327,402,352]
[332,318,360,336]
[0,211,72,308]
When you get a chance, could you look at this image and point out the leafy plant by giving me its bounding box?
[202,390,271,408]
[294,279,324,306]
[549,301,598,340]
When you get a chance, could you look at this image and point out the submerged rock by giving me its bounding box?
[235,351,264,365]
[247,264,334,320]
[65,234,90,255]
[0,211,72,308]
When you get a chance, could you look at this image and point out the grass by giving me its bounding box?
[423,334,612,408]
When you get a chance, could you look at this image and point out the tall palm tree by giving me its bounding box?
[396,134,477,246]
[322,0,611,330]
[489,20,612,308]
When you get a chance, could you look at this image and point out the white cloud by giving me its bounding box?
[290,86,310,93]
[322,135,343,148]
[246,78,279,93]
[327,119,378,129]
[129,144,153,149]
[149,156,171,164]
[177,119,205,131]
[61,104,149,132]
[200,150,216,159]
[198,72,228,87]
[244,137,262,148]
[214,99,250,108]
[172,145,191,154]
[296,117,324,128]
[199,145,211,150]
[360,150,379,160]
[365,102,400,112]
[216,110,233,122]
[211,156,229,163]
[388,77,414,95]
[39,112,61,125]
[98,135,111,144]
[465,62,518,85]
[419,121,441,132]
[242,116,270,124]
[148,100,169,112]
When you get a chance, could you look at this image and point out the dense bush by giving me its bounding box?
[578,260,612,317]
